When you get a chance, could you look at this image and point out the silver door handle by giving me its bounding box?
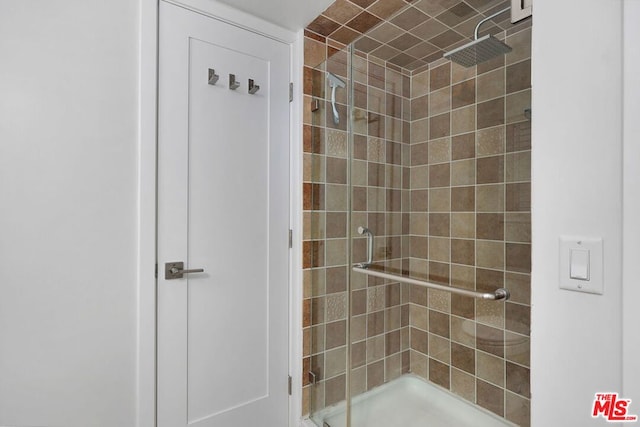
[165,261,205,280]
[356,226,373,268]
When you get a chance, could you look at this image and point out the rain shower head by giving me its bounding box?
[443,34,512,67]
[443,6,512,67]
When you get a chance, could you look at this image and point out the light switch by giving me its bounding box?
[559,237,603,295]
[570,249,590,280]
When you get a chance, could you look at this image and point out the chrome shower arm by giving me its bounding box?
[327,72,345,125]
[330,85,339,125]
[474,7,511,40]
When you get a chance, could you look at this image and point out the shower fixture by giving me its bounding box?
[327,72,346,125]
[443,7,512,67]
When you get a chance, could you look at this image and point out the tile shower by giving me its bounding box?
[302,0,531,425]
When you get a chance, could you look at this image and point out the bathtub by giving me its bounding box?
[304,374,515,427]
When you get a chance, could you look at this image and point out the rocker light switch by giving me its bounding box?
[560,237,603,294]
[570,249,590,280]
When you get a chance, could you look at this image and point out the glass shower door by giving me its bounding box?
[305,45,352,427]
[302,4,532,424]
[344,16,532,427]
[344,45,413,427]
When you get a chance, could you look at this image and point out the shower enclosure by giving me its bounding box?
[302,1,531,425]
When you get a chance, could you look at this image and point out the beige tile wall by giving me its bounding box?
[406,26,531,426]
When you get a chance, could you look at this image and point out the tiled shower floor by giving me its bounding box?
[311,374,514,427]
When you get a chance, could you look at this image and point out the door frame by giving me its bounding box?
[138,1,303,426]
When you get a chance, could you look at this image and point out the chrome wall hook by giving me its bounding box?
[229,74,240,90]
[248,79,260,94]
[208,68,219,85]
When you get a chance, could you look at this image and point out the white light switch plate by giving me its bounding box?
[559,237,603,294]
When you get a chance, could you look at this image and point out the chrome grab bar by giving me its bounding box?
[352,265,510,301]
[356,226,373,268]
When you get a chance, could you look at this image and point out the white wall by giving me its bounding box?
[1,0,634,426]
[0,1,139,426]
[531,0,624,426]
[213,0,333,30]
[623,0,640,404]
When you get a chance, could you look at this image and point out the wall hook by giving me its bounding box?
[208,68,219,85]
[229,74,240,90]
[248,79,260,94]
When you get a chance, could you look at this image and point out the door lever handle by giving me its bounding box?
[170,266,204,275]
[165,261,205,280]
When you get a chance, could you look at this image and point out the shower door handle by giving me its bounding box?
[165,261,205,280]
[356,226,373,268]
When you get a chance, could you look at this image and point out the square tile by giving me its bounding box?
[391,7,430,31]
[347,11,384,33]
[308,15,342,36]
[429,29,465,49]
[435,2,477,27]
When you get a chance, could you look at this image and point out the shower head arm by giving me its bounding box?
[330,85,339,125]
[327,73,345,125]
[473,7,510,40]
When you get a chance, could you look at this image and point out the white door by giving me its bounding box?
[157,2,290,426]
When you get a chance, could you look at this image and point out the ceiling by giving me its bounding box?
[212,0,530,71]
[214,0,335,30]
[306,0,522,71]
